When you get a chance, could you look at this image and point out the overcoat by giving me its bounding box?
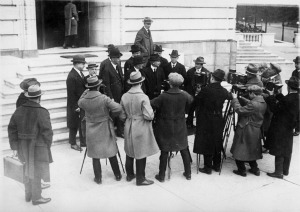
[99,62,124,103]
[230,96,267,161]
[120,86,159,159]
[164,62,187,82]
[99,58,110,77]
[193,82,232,154]
[16,92,28,108]
[265,93,299,156]
[142,66,165,100]
[134,27,153,58]
[146,56,169,71]
[124,61,135,93]
[291,69,300,78]
[66,68,86,129]
[78,90,122,159]
[185,67,210,96]
[8,101,53,181]
[64,2,78,36]
[151,87,193,152]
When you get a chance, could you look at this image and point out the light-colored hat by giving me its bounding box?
[127,71,145,85]
[168,73,184,87]
[86,75,102,88]
[143,17,153,23]
[245,63,259,75]
[24,85,44,98]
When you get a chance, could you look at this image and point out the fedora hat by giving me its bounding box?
[169,50,180,57]
[245,63,259,75]
[109,48,123,58]
[143,17,153,23]
[193,57,206,64]
[212,69,225,81]
[149,54,160,62]
[129,45,141,53]
[270,63,281,73]
[106,44,115,52]
[133,55,144,66]
[285,76,300,90]
[153,45,164,52]
[293,56,300,63]
[87,62,98,69]
[86,75,102,88]
[127,71,145,85]
[71,54,86,64]
[24,85,44,98]
[20,78,40,91]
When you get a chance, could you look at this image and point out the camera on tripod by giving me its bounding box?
[194,71,210,88]
[227,69,248,96]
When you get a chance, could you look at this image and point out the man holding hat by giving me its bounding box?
[193,69,232,174]
[291,56,300,136]
[134,17,154,63]
[120,71,159,186]
[16,78,40,108]
[124,44,142,76]
[265,76,299,179]
[99,48,124,137]
[142,54,165,100]
[8,85,53,205]
[78,76,123,184]
[99,44,116,77]
[66,54,87,151]
[124,55,145,93]
[186,56,211,128]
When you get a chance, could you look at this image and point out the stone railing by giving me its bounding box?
[236,33,275,46]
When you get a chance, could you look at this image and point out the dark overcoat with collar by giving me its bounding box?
[164,62,187,90]
[66,68,86,129]
[134,27,153,58]
[292,69,300,78]
[185,66,210,96]
[99,58,110,77]
[142,66,165,100]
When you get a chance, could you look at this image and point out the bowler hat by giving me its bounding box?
[127,71,145,85]
[169,50,180,57]
[285,76,300,90]
[71,54,86,63]
[133,55,144,66]
[270,63,281,73]
[87,62,98,69]
[20,78,40,91]
[106,44,115,52]
[86,75,102,88]
[293,56,300,63]
[24,85,44,98]
[245,63,259,75]
[149,54,161,62]
[153,45,164,52]
[109,48,123,58]
[143,17,153,23]
[130,45,141,53]
[212,69,225,81]
[193,57,206,64]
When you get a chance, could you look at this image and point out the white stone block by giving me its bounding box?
[0,6,19,20]
[0,35,19,49]
[0,20,18,34]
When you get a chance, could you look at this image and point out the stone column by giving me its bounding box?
[261,33,275,47]
[295,33,300,48]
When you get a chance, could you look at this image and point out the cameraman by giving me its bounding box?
[185,57,211,128]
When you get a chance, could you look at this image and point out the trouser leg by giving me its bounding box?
[31,173,42,201]
[235,160,246,172]
[203,154,213,169]
[158,151,168,178]
[136,158,146,182]
[186,101,196,125]
[69,128,78,145]
[92,158,102,179]
[24,177,32,199]
[180,148,191,175]
[248,160,258,171]
[109,155,121,176]
[125,155,134,176]
[283,155,291,175]
[212,149,221,169]
[275,156,284,175]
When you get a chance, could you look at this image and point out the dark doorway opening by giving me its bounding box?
[36,0,90,49]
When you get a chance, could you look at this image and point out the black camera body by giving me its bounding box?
[227,70,247,85]
[194,71,210,88]
[265,81,283,93]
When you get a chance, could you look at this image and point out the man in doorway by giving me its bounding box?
[63,1,79,49]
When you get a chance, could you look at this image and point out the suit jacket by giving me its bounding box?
[142,66,165,100]
[186,67,211,96]
[134,27,153,58]
[66,68,86,128]
[99,62,124,103]
[164,62,187,89]
[99,58,110,78]
[291,69,300,78]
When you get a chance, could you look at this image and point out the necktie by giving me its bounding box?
[153,68,156,73]
[80,71,85,79]
[172,64,175,69]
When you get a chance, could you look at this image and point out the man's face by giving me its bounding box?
[195,63,203,70]
[170,56,178,64]
[135,64,144,70]
[154,51,162,56]
[295,62,300,70]
[111,57,120,65]
[152,61,161,67]
[88,67,97,76]
[132,51,141,57]
[144,22,151,30]
[75,63,85,71]
[249,92,255,100]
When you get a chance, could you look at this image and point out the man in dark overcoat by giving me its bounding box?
[124,46,142,92]
[63,1,79,48]
[185,56,211,128]
[265,76,299,179]
[151,73,193,182]
[66,54,86,151]
[142,54,165,100]
[99,44,115,77]
[99,48,124,137]
[193,69,232,174]
[146,45,168,71]
[8,85,53,205]
[291,56,300,136]
[16,78,40,108]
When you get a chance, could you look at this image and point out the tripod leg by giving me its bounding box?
[80,148,88,174]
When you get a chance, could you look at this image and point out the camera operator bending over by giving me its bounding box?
[230,85,267,177]
[261,63,283,94]
[193,69,232,174]
[235,64,263,90]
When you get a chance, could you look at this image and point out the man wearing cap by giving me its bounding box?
[120,71,159,186]
[193,69,232,174]
[8,85,53,205]
[164,50,186,88]
[146,45,168,71]
[134,17,154,63]
[244,63,263,88]
[124,45,141,76]
[264,76,299,179]
[78,76,123,184]
[99,48,124,137]
[230,85,267,177]
[291,56,300,136]
[142,54,165,100]
[16,78,40,108]
[124,55,145,93]
[66,54,87,151]
[99,44,116,77]
[186,56,211,128]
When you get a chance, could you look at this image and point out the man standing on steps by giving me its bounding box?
[66,54,87,151]
[99,44,116,77]
[63,1,79,49]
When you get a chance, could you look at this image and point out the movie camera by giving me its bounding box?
[227,70,248,96]
[261,74,283,94]
[194,71,210,89]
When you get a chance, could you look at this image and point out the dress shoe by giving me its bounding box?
[249,168,260,176]
[62,44,68,49]
[80,143,86,147]
[212,166,220,172]
[126,174,136,182]
[71,144,82,151]
[71,45,78,48]
[233,170,247,177]
[32,197,51,205]
[94,177,102,184]
[183,172,191,180]
[155,174,165,182]
[199,167,212,175]
[267,172,283,179]
[41,183,50,189]
[283,171,289,176]
[136,178,154,186]
[115,175,122,181]
[25,193,31,202]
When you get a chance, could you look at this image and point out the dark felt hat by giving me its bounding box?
[212,69,225,81]
[149,54,161,62]
[153,45,164,52]
[293,56,300,63]
[193,57,206,64]
[85,75,102,88]
[20,78,40,91]
[130,45,141,53]
[270,63,281,73]
[285,76,300,90]
[106,44,115,52]
[245,63,259,75]
[109,48,123,58]
[71,54,86,63]
[133,55,144,66]
[169,50,180,57]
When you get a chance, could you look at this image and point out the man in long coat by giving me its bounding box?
[99,44,116,77]
[66,55,86,151]
[230,85,267,177]
[63,1,79,48]
[291,56,300,136]
[120,71,159,186]
[8,85,53,205]
[124,45,142,88]
[145,45,168,71]
[193,69,231,174]
[124,54,144,93]
[134,17,154,64]
[265,76,299,179]
[78,76,122,184]
[16,78,40,108]
[151,73,193,182]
